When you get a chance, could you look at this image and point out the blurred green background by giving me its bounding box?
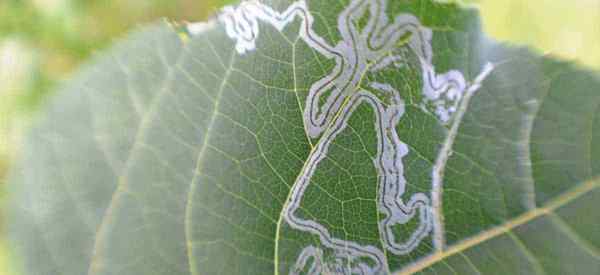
[0,0,232,273]
[0,0,598,274]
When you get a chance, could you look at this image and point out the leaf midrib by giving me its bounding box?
[397,176,600,275]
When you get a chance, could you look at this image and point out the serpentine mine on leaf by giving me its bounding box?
[188,0,494,273]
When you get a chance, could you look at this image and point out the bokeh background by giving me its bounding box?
[0,0,598,273]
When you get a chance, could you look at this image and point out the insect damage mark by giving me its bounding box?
[197,0,495,273]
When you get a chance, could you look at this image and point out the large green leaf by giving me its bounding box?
[7,0,600,274]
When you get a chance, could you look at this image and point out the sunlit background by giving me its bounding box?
[0,0,599,273]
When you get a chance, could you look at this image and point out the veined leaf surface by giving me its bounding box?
[7,0,600,274]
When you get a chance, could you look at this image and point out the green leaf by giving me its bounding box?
[7,0,600,274]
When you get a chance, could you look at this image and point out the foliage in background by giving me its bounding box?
[476,0,600,70]
[0,0,235,161]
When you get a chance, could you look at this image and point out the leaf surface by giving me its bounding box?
[7,0,600,274]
